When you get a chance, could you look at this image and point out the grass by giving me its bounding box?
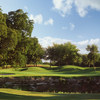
[0,88,100,100]
[0,65,100,77]
[0,66,100,100]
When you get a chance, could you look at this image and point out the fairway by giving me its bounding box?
[0,88,100,100]
[0,1,100,100]
[0,65,100,77]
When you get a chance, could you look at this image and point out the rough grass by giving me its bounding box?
[0,65,100,77]
[0,88,100,100]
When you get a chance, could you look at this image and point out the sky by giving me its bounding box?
[0,0,100,54]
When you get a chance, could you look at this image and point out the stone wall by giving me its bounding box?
[0,77,100,93]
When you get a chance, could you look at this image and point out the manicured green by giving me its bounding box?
[0,88,100,100]
[0,65,100,77]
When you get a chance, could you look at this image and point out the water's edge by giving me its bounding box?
[0,76,100,93]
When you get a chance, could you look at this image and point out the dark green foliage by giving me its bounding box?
[45,43,100,67]
[7,51,27,68]
[95,53,100,66]
[86,44,99,67]
[27,37,44,65]
[0,8,44,68]
[45,42,80,67]
[6,9,33,37]
[81,54,88,66]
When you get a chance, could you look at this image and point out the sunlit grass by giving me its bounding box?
[0,88,54,97]
[0,65,100,77]
[0,88,100,100]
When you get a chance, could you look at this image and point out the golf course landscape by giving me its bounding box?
[0,0,100,99]
[0,88,100,100]
[0,65,100,100]
[0,65,100,77]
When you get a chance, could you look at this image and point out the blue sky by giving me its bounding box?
[0,0,100,53]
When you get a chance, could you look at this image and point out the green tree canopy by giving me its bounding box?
[0,8,34,67]
[86,44,99,67]
[27,37,44,65]
[45,42,79,67]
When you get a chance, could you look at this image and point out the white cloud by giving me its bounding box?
[62,23,75,31]
[52,0,73,17]
[29,15,54,25]
[75,0,100,17]
[39,36,100,54]
[39,37,71,48]
[52,0,100,17]
[44,18,54,25]
[69,23,75,31]
[30,14,43,24]
[74,38,100,54]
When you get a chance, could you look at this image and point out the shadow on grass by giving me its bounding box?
[0,92,100,100]
[40,66,65,71]
[0,73,15,75]
[52,67,100,75]
[20,68,28,71]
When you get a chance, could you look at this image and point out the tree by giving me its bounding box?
[0,8,46,68]
[6,9,33,37]
[0,8,7,40]
[45,42,79,67]
[86,44,99,68]
[5,9,34,68]
[74,53,82,66]
[0,8,8,66]
[45,44,65,67]
[27,37,44,66]
[45,44,55,67]
[63,42,79,65]
[95,53,100,67]
[0,8,34,68]
[81,54,88,66]
[7,50,27,68]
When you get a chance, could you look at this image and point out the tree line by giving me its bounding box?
[0,8,100,68]
[45,43,100,68]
